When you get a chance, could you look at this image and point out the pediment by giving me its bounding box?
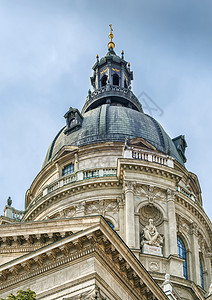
[0,218,168,300]
[129,137,157,151]
[53,145,79,161]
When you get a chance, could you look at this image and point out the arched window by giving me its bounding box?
[177,236,188,279]
[200,256,204,289]
[106,220,114,229]
[113,74,119,86]
[101,75,107,87]
[62,163,74,176]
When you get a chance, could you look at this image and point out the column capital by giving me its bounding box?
[190,222,199,237]
[124,181,135,193]
[166,189,176,201]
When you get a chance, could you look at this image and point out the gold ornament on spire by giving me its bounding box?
[108,24,115,50]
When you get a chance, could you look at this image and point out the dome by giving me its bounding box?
[43,36,186,168]
[43,105,184,167]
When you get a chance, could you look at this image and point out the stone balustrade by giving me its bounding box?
[42,167,117,198]
[24,168,116,214]
[176,185,196,202]
[124,148,174,168]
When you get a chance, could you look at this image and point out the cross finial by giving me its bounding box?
[108,24,115,50]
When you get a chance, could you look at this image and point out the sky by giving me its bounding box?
[0,0,212,221]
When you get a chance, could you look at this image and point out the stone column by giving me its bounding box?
[118,196,124,240]
[134,213,140,249]
[190,223,201,284]
[167,190,178,255]
[163,220,169,257]
[108,62,112,85]
[55,162,60,178]
[124,181,135,248]
[121,63,124,88]
[96,69,100,89]
[74,153,79,171]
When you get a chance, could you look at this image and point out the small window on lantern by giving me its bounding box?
[124,79,128,88]
[101,75,107,87]
[113,74,119,86]
[62,163,74,176]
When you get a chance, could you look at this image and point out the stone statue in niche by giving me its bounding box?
[142,218,163,247]
[141,219,163,256]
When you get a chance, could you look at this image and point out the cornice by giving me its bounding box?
[0,231,72,252]
[23,178,121,221]
[0,216,100,246]
[118,158,182,184]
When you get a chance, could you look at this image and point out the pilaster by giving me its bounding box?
[118,196,124,240]
[134,213,140,249]
[190,223,201,284]
[124,181,135,248]
[167,189,178,256]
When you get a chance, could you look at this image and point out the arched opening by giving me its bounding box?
[124,79,128,88]
[62,163,74,176]
[200,256,204,289]
[101,75,107,87]
[113,74,119,86]
[177,236,188,279]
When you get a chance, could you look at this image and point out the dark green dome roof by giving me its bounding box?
[43,104,184,167]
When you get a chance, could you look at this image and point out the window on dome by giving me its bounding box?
[62,163,74,176]
[200,256,204,289]
[101,75,107,87]
[113,74,119,86]
[177,236,188,279]
[69,118,76,127]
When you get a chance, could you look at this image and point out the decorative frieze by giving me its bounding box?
[176,214,191,235]
[135,185,166,204]
[47,207,76,220]
[85,199,119,215]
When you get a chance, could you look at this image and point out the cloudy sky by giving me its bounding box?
[0,0,212,221]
